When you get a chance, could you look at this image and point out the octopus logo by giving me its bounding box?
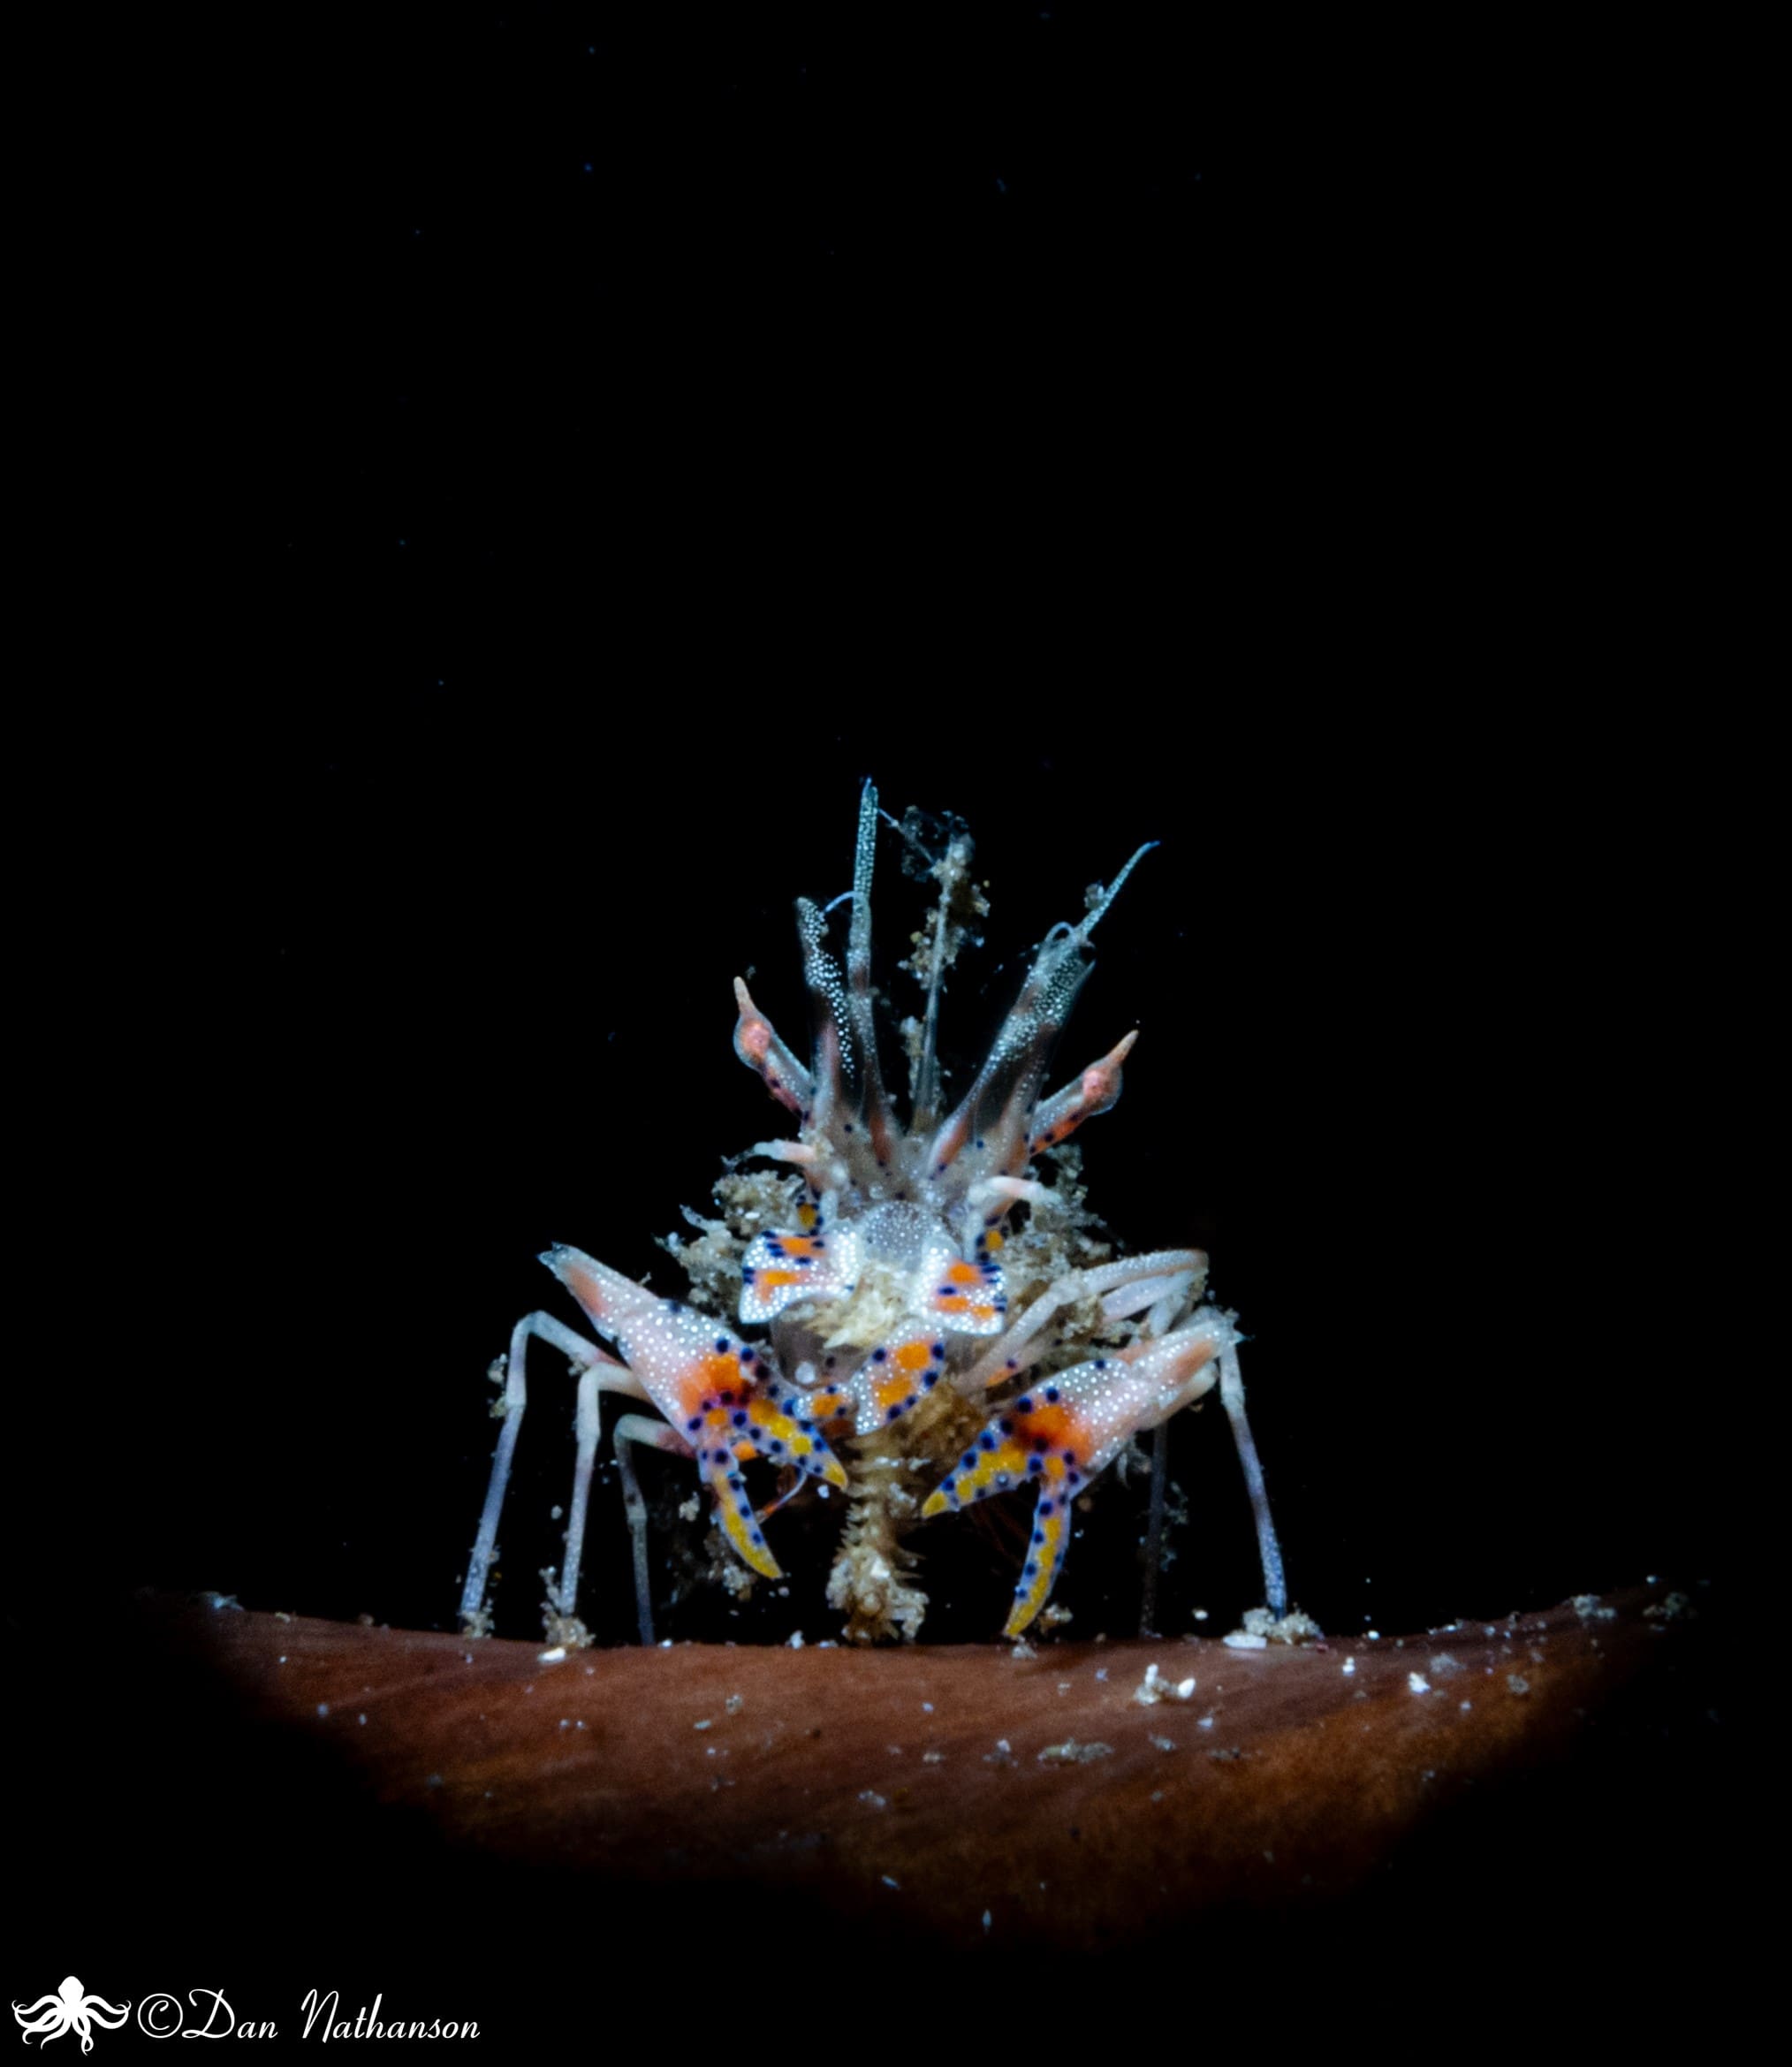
[11,1979,131,2054]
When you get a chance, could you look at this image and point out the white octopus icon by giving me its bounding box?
[11,1979,131,2053]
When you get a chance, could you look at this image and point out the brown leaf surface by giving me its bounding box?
[138,1583,1712,1955]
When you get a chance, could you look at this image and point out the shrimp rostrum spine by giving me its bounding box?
[459,781,1287,1644]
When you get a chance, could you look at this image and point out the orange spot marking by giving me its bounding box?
[1017,1402,1082,1453]
[680,1358,743,1418]
[874,1369,914,1412]
[946,1261,982,1287]
[984,1229,1005,1250]
[1014,1399,1095,1472]
[936,1294,970,1313]
[895,1341,932,1374]
[797,1204,818,1230]
[756,1269,802,1290]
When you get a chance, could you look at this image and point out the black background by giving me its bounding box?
[17,3,1730,2037]
[82,700,1709,1649]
